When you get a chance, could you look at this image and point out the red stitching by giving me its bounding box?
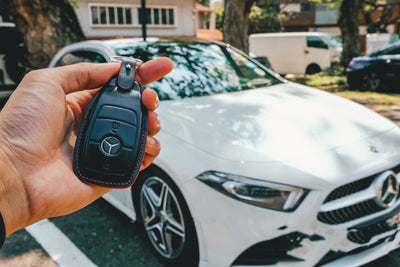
[75,120,146,187]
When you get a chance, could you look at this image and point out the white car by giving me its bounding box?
[50,38,400,267]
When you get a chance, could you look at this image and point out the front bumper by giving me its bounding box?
[346,68,362,88]
[186,166,400,267]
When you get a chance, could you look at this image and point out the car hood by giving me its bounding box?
[159,82,396,163]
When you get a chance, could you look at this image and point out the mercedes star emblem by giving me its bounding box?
[373,171,399,208]
[100,136,121,156]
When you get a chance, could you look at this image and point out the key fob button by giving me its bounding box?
[86,142,134,176]
[97,105,137,126]
[108,147,135,175]
[91,119,138,148]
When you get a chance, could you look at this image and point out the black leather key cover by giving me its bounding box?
[73,62,147,188]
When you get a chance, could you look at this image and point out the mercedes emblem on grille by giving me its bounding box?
[373,171,399,208]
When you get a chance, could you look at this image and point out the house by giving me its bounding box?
[279,0,398,36]
[278,0,399,53]
[74,0,217,39]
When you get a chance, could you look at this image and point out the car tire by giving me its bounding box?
[361,72,381,91]
[132,165,199,266]
[306,64,321,75]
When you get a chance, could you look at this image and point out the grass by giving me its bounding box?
[286,65,347,88]
[285,65,400,108]
[334,91,400,106]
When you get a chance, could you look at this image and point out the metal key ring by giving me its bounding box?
[110,56,143,68]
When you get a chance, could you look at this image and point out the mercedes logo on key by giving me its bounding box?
[100,136,121,156]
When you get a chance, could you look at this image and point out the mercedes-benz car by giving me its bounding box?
[50,38,400,267]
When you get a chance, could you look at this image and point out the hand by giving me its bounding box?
[0,58,173,236]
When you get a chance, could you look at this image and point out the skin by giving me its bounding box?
[0,57,173,236]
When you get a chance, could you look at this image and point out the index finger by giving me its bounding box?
[52,57,173,95]
[135,57,174,86]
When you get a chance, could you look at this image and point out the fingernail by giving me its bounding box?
[147,136,155,145]
[155,96,160,108]
[157,116,161,128]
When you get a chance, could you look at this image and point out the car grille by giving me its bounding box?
[347,215,398,244]
[318,164,400,225]
[323,176,375,203]
[318,199,384,224]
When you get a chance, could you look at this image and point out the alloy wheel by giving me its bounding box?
[140,176,186,259]
[361,72,380,91]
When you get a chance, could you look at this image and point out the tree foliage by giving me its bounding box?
[215,4,224,31]
[249,0,284,34]
[362,0,400,33]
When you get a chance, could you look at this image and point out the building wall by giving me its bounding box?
[75,0,197,38]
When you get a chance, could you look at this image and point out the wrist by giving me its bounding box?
[0,141,31,236]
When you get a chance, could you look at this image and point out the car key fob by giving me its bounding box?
[73,58,147,188]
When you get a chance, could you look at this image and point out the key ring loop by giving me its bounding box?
[110,56,143,68]
[111,56,143,91]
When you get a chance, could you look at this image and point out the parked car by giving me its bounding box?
[347,42,400,91]
[249,32,342,75]
[0,22,25,87]
[50,38,400,267]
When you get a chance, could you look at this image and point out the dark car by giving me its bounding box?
[0,22,25,109]
[0,22,25,87]
[346,42,400,91]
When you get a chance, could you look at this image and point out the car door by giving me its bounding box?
[305,36,330,72]
[379,46,400,86]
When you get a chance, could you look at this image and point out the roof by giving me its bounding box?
[249,32,331,38]
[196,3,212,12]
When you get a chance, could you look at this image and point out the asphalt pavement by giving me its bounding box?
[1,198,165,267]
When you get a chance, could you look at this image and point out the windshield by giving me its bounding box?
[115,41,281,100]
[368,43,400,57]
[321,34,342,49]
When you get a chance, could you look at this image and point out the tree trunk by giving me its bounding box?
[338,0,363,67]
[0,0,85,72]
[223,0,255,53]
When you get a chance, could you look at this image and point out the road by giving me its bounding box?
[0,198,165,267]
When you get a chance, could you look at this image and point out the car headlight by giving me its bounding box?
[196,171,308,212]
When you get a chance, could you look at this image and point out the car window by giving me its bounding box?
[382,47,400,56]
[55,51,106,66]
[320,34,342,49]
[115,41,280,100]
[0,26,23,54]
[307,36,329,49]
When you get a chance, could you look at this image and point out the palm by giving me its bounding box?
[1,76,110,220]
[0,59,173,235]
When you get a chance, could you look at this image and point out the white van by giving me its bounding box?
[249,32,342,75]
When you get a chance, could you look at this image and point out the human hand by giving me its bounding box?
[0,58,173,236]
